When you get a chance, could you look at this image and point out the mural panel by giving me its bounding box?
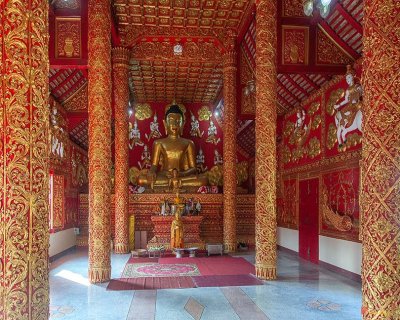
[282,26,309,65]
[325,65,362,156]
[282,97,322,169]
[321,168,360,241]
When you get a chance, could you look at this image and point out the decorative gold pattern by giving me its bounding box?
[131,40,222,62]
[55,17,81,59]
[113,47,131,254]
[0,0,50,317]
[198,106,212,121]
[129,60,223,103]
[53,0,80,10]
[63,83,88,112]
[240,48,256,116]
[255,0,277,280]
[207,165,223,186]
[284,103,322,163]
[282,0,305,17]
[52,175,65,229]
[361,1,400,318]
[114,1,252,46]
[282,26,309,65]
[88,0,112,283]
[222,49,237,252]
[316,27,354,65]
[135,103,152,120]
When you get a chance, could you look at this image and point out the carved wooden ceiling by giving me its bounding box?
[49,0,364,154]
[113,0,253,45]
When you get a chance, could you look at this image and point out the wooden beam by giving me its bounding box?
[277,64,345,74]
[335,2,363,35]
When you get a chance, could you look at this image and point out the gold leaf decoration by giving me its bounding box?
[135,103,152,120]
[327,123,337,150]
[308,137,321,158]
[283,121,295,137]
[292,146,305,162]
[311,114,322,130]
[236,161,249,186]
[198,106,212,121]
[308,101,320,116]
[345,133,362,147]
[129,166,140,184]
[207,165,223,186]
[326,88,344,116]
[282,146,291,164]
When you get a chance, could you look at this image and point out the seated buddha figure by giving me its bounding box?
[138,104,208,189]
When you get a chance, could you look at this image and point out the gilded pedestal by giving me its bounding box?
[223,48,238,253]
[88,0,112,283]
[255,0,278,280]
[0,1,50,318]
[112,47,130,254]
[361,1,400,318]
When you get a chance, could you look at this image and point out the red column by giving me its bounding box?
[0,0,50,318]
[254,0,278,280]
[112,47,130,254]
[222,47,238,253]
[88,0,112,283]
[361,1,400,318]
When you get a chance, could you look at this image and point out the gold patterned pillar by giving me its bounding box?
[112,47,130,254]
[0,0,50,318]
[88,0,112,283]
[254,0,277,280]
[361,1,400,318]
[222,44,238,253]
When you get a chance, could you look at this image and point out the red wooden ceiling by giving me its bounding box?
[49,0,363,154]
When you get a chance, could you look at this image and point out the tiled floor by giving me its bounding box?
[50,249,361,320]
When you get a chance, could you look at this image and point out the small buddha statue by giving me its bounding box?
[138,104,208,189]
[170,201,184,249]
[167,168,183,193]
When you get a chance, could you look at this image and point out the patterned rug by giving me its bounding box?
[121,263,201,278]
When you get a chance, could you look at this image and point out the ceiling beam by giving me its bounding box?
[282,74,309,97]
[277,64,345,75]
[58,78,86,102]
[334,2,363,35]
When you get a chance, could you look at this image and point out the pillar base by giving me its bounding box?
[255,264,276,280]
[89,267,111,283]
[362,306,399,320]
[114,243,129,254]
[224,243,236,253]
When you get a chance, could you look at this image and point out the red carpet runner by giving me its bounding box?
[107,255,263,291]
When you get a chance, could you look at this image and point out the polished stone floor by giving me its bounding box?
[49,248,361,320]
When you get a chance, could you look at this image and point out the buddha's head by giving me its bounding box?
[164,104,184,136]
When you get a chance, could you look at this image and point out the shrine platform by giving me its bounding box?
[77,193,255,247]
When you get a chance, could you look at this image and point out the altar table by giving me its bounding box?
[148,215,205,250]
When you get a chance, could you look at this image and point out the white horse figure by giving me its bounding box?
[335,109,362,146]
[334,67,363,147]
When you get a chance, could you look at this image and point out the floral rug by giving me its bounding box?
[121,263,201,278]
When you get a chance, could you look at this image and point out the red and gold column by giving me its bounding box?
[112,47,130,254]
[222,46,238,253]
[361,1,400,318]
[88,0,112,283]
[254,0,277,280]
[1,0,50,318]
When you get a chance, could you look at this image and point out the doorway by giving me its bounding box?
[299,178,319,264]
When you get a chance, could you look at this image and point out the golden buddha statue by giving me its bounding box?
[138,104,208,189]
